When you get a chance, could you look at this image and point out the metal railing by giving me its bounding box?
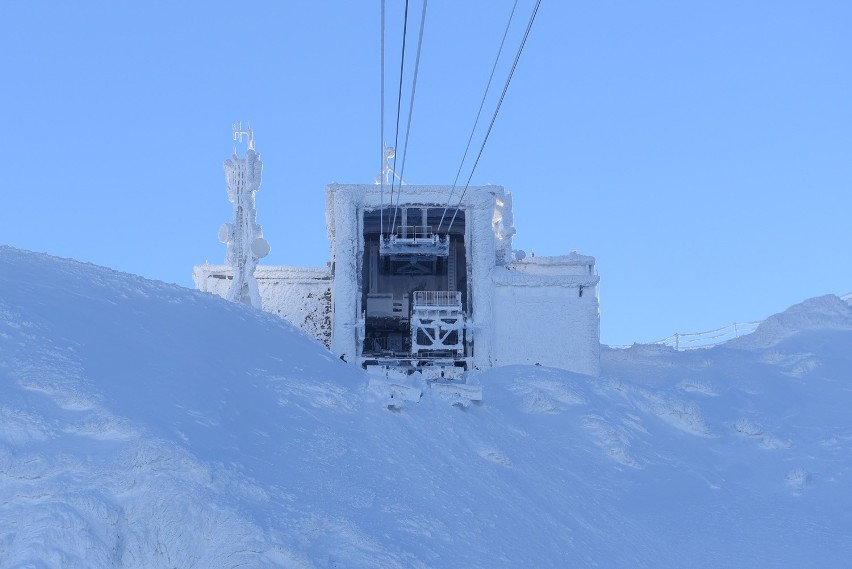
[393,225,435,240]
[413,290,462,308]
[651,321,761,350]
[610,320,762,350]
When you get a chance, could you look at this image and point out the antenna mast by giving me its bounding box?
[219,122,270,308]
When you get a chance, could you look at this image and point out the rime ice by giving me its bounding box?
[216,123,270,309]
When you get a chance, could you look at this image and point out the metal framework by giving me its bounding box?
[410,291,465,356]
[219,123,270,308]
[379,225,450,257]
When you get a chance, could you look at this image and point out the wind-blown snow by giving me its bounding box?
[1,246,851,567]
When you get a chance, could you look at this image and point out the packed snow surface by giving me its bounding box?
[1,246,851,568]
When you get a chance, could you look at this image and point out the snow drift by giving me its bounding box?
[1,246,851,568]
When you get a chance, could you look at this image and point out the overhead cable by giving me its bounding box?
[380,0,386,235]
[391,0,429,235]
[437,0,518,234]
[386,0,410,236]
[447,0,542,233]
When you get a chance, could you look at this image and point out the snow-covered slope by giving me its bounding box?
[1,246,851,568]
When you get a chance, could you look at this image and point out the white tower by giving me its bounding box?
[219,123,270,308]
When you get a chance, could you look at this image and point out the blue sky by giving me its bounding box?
[1,1,850,346]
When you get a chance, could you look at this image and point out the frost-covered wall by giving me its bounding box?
[325,183,510,367]
[491,254,600,375]
[193,265,332,347]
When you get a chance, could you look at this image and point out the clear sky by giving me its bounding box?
[1,1,850,346]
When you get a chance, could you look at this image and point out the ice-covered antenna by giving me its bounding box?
[374,144,406,185]
[221,123,268,309]
[232,122,255,151]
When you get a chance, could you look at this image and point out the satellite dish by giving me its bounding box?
[514,249,527,261]
[218,223,232,243]
[251,237,270,258]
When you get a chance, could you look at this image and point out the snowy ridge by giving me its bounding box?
[618,290,852,350]
[727,294,852,349]
[2,246,852,567]
[639,320,762,350]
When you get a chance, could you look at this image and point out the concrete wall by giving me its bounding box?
[490,256,601,376]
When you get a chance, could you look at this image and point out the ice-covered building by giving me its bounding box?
[194,139,601,376]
